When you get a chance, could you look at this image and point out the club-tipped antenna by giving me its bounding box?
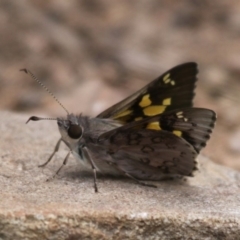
[26,116,57,124]
[20,68,69,115]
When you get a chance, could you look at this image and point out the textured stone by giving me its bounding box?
[0,111,240,240]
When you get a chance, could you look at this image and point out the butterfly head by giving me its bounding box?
[57,114,83,143]
[26,114,84,149]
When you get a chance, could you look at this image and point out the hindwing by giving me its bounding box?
[98,108,216,154]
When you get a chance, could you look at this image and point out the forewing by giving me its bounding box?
[97,62,198,123]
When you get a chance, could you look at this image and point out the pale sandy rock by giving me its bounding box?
[0,111,240,240]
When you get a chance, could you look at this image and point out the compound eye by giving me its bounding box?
[67,124,82,139]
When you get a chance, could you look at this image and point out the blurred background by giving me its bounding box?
[1,0,240,170]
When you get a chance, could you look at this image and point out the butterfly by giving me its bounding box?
[22,62,216,192]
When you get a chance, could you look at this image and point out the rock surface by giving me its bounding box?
[0,111,240,240]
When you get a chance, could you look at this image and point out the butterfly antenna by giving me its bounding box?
[20,68,69,115]
[26,116,57,124]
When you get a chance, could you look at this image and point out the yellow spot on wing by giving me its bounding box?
[139,94,151,107]
[113,110,132,119]
[173,130,182,137]
[162,98,171,106]
[163,73,175,86]
[176,111,188,122]
[176,111,183,118]
[163,73,171,83]
[147,122,161,130]
[143,105,166,116]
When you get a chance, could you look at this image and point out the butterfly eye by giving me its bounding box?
[67,124,82,139]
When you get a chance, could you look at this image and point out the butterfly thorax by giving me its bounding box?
[57,114,123,174]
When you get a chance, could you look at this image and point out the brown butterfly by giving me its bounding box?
[22,62,216,192]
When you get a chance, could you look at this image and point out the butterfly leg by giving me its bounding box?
[82,147,98,193]
[39,138,62,167]
[46,151,71,181]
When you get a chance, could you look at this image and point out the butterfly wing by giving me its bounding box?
[97,108,216,180]
[99,129,198,180]
[97,62,198,123]
[138,108,216,153]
